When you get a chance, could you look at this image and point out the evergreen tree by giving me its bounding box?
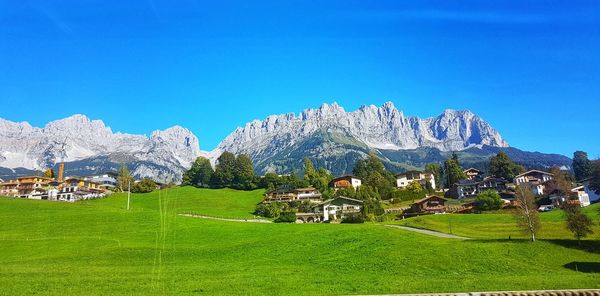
[572,151,592,181]
[489,151,524,181]
[303,157,316,182]
[589,159,600,195]
[443,155,466,188]
[182,157,213,187]
[211,151,236,188]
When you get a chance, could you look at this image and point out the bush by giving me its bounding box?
[391,189,426,203]
[474,190,503,212]
[341,213,365,224]
[274,211,297,223]
[254,203,281,218]
[131,179,156,193]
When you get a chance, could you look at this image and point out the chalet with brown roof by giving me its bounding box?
[463,168,482,181]
[329,175,362,190]
[410,195,447,214]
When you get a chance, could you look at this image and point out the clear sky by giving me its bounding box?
[1,1,599,157]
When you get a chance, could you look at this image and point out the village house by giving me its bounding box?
[15,176,53,198]
[264,185,322,203]
[513,170,554,196]
[57,177,105,202]
[409,195,447,215]
[579,177,600,204]
[316,196,363,221]
[463,168,482,181]
[454,176,508,199]
[86,173,118,191]
[0,180,19,197]
[396,171,436,190]
[329,175,362,190]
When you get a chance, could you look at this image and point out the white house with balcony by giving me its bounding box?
[315,196,363,221]
[396,171,436,190]
[513,170,554,196]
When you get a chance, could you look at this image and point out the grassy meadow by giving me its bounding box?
[0,187,598,295]
[389,203,600,240]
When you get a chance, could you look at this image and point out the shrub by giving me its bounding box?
[274,211,297,223]
[254,203,281,218]
[341,213,365,224]
[474,190,503,212]
[391,189,426,203]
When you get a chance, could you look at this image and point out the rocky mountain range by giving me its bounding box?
[0,102,571,182]
[0,115,205,183]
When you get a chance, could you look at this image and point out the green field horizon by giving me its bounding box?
[0,187,598,295]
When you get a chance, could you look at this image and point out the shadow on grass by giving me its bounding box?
[563,262,600,273]
[547,239,600,254]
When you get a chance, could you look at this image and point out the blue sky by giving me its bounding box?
[1,1,599,157]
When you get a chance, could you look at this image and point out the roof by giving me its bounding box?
[330,175,362,182]
[16,176,53,180]
[463,168,481,173]
[295,187,317,192]
[396,170,434,178]
[455,180,480,186]
[515,170,554,178]
[317,196,364,206]
[413,195,447,204]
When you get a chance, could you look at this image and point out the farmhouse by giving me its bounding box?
[264,185,322,203]
[454,176,508,199]
[316,196,363,221]
[396,171,436,190]
[514,170,554,196]
[329,175,362,190]
[463,168,482,181]
[410,195,447,214]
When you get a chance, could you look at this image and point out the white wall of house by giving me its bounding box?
[397,173,436,190]
[351,178,362,188]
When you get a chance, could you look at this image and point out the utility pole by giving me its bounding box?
[127,180,131,210]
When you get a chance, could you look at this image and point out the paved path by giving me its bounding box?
[358,289,600,296]
[178,214,272,223]
[384,225,470,239]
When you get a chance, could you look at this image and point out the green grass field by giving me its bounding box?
[389,203,600,240]
[0,187,598,295]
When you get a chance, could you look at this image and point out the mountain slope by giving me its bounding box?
[0,115,203,182]
[0,102,571,182]
[215,102,539,175]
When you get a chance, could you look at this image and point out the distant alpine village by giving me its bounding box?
[1,149,599,225]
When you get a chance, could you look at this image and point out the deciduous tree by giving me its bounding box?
[211,151,236,188]
[563,203,594,245]
[117,163,133,192]
[474,190,503,212]
[182,157,213,187]
[514,184,541,242]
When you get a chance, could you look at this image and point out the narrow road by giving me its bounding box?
[178,213,272,223]
[384,225,470,239]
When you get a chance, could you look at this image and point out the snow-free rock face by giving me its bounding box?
[0,115,202,182]
[216,101,509,160]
